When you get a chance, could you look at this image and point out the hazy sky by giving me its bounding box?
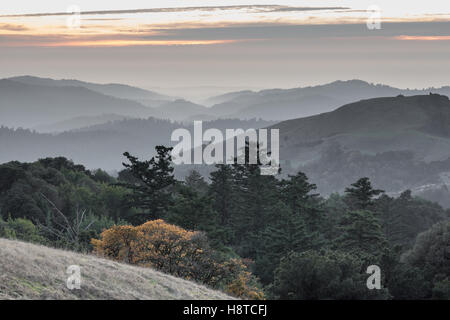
[1,1,449,92]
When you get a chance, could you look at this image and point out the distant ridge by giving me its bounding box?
[207,80,450,120]
[32,114,131,133]
[8,75,173,101]
[0,79,156,128]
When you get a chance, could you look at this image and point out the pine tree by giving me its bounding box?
[230,161,280,259]
[280,172,325,248]
[337,210,387,260]
[167,184,217,233]
[209,164,234,227]
[119,146,176,222]
[185,169,209,195]
[345,177,384,210]
[255,202,309,284]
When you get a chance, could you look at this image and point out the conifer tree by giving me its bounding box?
[337,210,387,259]
[345,177,384,210]
[120,146,175,222]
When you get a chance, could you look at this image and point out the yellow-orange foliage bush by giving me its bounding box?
[91,225,138,263]
[221,258,265,300]
[92,219,264,299]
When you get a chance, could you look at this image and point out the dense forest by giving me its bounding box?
[0,146,448,299]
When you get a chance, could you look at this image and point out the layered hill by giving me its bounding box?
[0,118,275,170]
[8,76,173,102]
[0,238,231,300]
[275,94,450,164]
[209,80,450,121]
[0,79,157,128]
[153,99,210,122]
[271,94,450,204]
[32,114,131,133]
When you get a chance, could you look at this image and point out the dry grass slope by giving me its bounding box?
[0,238,232,300]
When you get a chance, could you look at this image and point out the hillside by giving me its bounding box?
[8,76,173,102]
[32,114,131,133]
[275,94,450,163]
[0,79,157,128]
[0,118,275,170]
[270,94,450,203]
[0,238,232,300]
[154,99,210,122]
[209,80,450,120]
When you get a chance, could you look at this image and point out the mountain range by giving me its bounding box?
[3,76,450,131]
[0,79,156,128]
[8,76,173,102]
[207,80,450,120]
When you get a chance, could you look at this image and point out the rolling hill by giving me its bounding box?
[0,238,231,300]
[208,80,450,121]
[8,76,173,102]
[271,94,450,204]
[0,79,157,128]
[153,99,210,122]
[32,114,131,133]
[274,93,450,164]
[0,118,275,171]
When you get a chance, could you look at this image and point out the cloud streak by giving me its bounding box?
[19,39,242,47]
[0,23,29,31]
[0,5,349,18]
[395,35,450,41]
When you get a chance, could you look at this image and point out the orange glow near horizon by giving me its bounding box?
[395,35,450,41]
[39,39,240,47]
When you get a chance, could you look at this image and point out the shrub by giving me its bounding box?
[0,216,46,244]
[92,219,264,299]
[272,250,389,300]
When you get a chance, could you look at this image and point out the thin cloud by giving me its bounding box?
[0,23,29,31]
[395,35,450,41]
[269,6,348,12]
[82,18,125,21]
[41,39,242,47]
[0,5,349,18]
[0,33,248,47]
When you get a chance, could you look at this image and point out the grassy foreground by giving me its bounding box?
[0,238,232,300]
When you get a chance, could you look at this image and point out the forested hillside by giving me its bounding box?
[1,147,448,299]
[0,118,275,170]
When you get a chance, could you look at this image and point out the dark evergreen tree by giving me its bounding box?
[209,165,234,225]
[120,146,176,222]
[254,202,309,284]
[184,169,209,195]
[336,210,388,260]
[345,177,384,210]
[167,184,217,233]
[229,161,279,259]
[280,171,326,248]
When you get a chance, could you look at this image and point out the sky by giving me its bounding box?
[0,1,449,94]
